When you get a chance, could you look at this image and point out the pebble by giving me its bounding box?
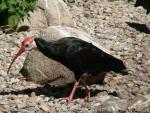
[39,103,50,112]
[16,103,26,109]
[0,30,3,35]
[31,92,37,97]
[61,104,68,111]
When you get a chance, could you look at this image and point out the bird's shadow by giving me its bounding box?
[0,83,104,99]
[126,22,150,34]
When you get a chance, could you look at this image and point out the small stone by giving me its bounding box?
[26,110,35,113]
[54,99,59,103]
[49,96,55,101]
[34,96,42,103]
[94,102,101,107]
[0,70,7,77]
[128,94,150,111]
[18,94,24,98]
[61,104,67,111]
[44,97,50,102]
[48,101,54,106]
[16,103,26,109]
[31,92,37,97]
[39,103,50,112]
[67,0,75,3]
[27,102,37,107]
[35,110,43,113]
[0,30,3,35]
[24,107,38,113]
[96,97,129,113]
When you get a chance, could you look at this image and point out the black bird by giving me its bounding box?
[7,37,127,102]
[135,0,150,15]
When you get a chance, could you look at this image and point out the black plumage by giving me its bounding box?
[34,37,127,80]
[135,0,150,14]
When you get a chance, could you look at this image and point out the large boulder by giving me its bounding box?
[17,0,75,31]
[20,26,110,85]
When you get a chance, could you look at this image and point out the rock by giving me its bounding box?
[0,105,8,113]
[21,108,36,113]
[39,103,50,112]
[66,0,76,3]
[95,96,129,113]
[16,103,26,109]
[38,0,75,27]
[0,30,3,35]
[31,92,37,97]
[17,7,47,31]
[35,110,43,113]
[128,94,150,113]
[60,104,67,111]
[20,49,75,85]
[17,0,75,31]
[0,70,7,77]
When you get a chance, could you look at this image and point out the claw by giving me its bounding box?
[62,96,72,103]
[83,85,91,102]
[83,95,90,102]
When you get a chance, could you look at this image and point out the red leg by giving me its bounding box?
[63,80,79,103]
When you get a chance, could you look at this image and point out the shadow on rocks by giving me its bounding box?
[0,83,103,99]
[126,22,150,34]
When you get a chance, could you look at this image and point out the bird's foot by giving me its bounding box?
[82,95,90,102]
[61,80,79,103]
[62,96,72,103]
[82,89,90,102]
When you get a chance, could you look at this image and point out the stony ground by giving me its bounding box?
[0,0,150,113]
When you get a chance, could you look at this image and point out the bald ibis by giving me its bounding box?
[7,37,127,102]
[135,0,150,14]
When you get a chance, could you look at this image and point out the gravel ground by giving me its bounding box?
[0,0,150,113]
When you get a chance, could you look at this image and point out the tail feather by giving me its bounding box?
[110,58,128,75]
[120,69,128,75]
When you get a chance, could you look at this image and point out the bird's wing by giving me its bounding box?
[65,43,113,72]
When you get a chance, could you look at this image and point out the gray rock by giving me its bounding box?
[39,103,50,112]
[95,96,129,113]
[17,0,75,31]
[0,30,3,35]
[128,94,150,113]
[61,104,68,111]
[0,70,7,77]
[16,103,26,109]
[35,110,44,113]
[23,107,38,113]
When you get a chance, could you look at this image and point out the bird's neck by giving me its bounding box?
[34,38,62,60]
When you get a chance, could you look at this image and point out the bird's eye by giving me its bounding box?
[25,44,29,48]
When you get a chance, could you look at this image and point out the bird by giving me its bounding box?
[134,0,150,15]
[7,37,127,102]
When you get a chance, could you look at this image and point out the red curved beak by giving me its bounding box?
[7,46,25,74]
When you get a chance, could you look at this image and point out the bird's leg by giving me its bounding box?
[81,78,91,101]
[84,85,91,101]
[80,73,91,101]
[63,80,79,103]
